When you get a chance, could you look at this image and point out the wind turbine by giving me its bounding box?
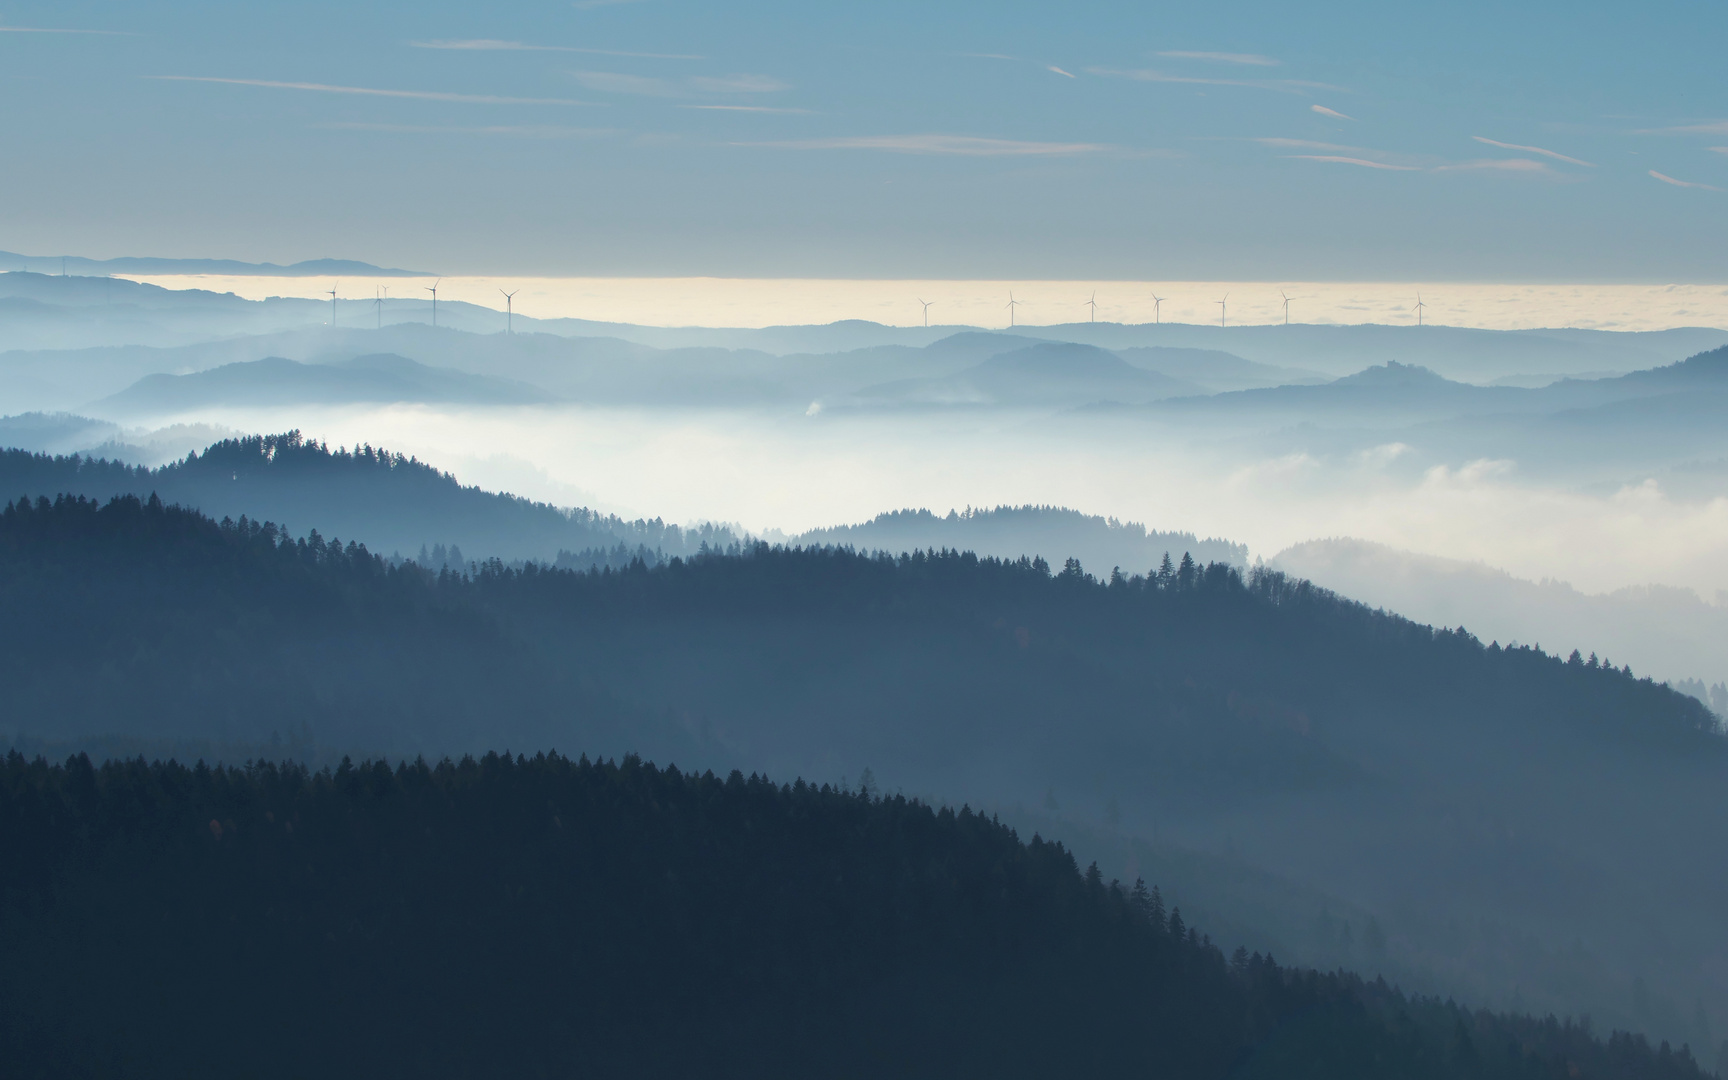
[1084,291,1098,323]
[1006,291,1021,328]
[1413,292,1427,327]
[1217,293,1228,328]
[1280,290,1294,326]
[327,284,338,326]
[500,288,519,335]
[425,278,441,327]
[1150,294,1164,325]
[373,287,384,330]
[917,298,933,327]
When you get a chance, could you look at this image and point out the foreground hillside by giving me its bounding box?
[3,493,1726,1054]
[0,750,1709,1080]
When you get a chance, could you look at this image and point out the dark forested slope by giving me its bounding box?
[3,493,1727,1057]
[0,750,1709,1080]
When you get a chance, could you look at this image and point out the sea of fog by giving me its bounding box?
[118,275,1728,334]
[149,400,1728,605]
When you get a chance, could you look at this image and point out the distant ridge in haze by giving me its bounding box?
[96,354,554,413]
[848,342,1200,407]
[0,252,431,277]
[791,505,1247,571]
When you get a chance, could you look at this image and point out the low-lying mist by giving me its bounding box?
[78,398,1727,691]
[126,400,1728,596]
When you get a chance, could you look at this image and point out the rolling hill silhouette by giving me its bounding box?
[97,354,554,414]
[851,342,1198,407]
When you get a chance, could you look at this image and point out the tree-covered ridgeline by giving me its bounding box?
[0,431,733,562]
[0,490,1711,762]
[0,749,1709,1080]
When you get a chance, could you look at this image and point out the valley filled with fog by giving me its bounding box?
[5,269,1727,696]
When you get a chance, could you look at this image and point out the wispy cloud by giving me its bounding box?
[1472,136,1593,166]
[319,122,611,138]
[1284,155,1417,171]
[1709,146,1728,155]
[1088,66,1308,94]
[148,75,591,106]
[687,73,787,93]
[1639,120,1728,135]
[411,39,701,59]
[1650,169,1723,191]
[1311,104,1354,120]
[1047,65,1076,78]
[1435,158,1551,173]
[1157,50,1278,66]
[683,104,812,114]
[574,71,788,96]
[1253,137,1364,152]
[1272,144,1560,177]
[573,70,677,95]
[0,24,135,35]
[735,134,1109,156]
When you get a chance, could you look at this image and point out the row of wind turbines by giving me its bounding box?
[323,280,525,334]
[915,291,1432,329]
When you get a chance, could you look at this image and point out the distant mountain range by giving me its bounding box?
[51,334,1728,422]
[4,271,1725,384]
[0,252,429,277]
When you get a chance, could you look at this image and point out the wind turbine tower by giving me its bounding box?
[917,298,933,327]
[327,284,338,327]
[1413,292,1427,327]
[500,289,519,335]
[374,287,384,330]
[1006,291,1021,328]
[1217,293,1228,328]
[425,279,441,327]
[1084,291,1098,323]
[1151,294,1164,325]
[1281,290,1294,326]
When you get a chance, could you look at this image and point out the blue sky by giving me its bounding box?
[2,0,1725,279]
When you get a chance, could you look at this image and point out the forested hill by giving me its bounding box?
[0,751,1708,1080]
[0,431,734,563]
[4,493,1727,1052]
[790,505,1247,570]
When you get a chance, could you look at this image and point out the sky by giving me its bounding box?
[2,0,1726,280]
